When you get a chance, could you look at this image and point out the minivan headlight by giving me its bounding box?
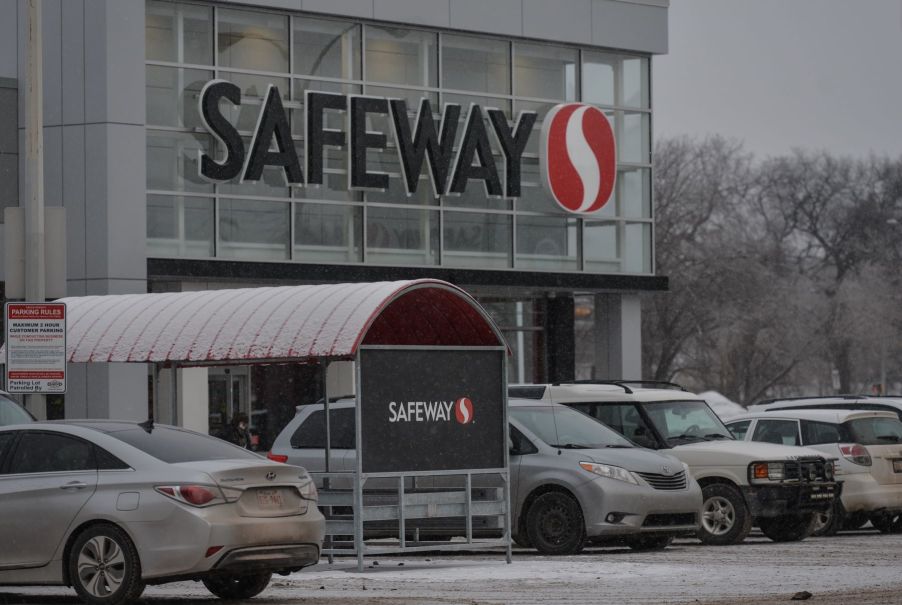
[579,462,638,485]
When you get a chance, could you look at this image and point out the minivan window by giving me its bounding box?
[510,406,632,449]
[291,408,356,449]
[107,426,260,463]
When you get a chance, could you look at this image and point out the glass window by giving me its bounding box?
[9,432,95,473]
[219,199,290,261]
[584,221,619,273]
[294,202,362,263]
[620,56,649,109]
[218,137,290,198]
[218,8,289,73]
[95,447,130,471]
[147,131,213,193]
[107,426,260,463]
[623,222,651,273]
[514,42,578,101]
[364,153,436,206]
[640,400,734,444]
[146,1,213,65]
[366,206,438,265]
[147,195,214,258]
[293,17,360,79]
[509,425,538,455]
[620,167,651,218]
[581,50,615,106]
[752,419,801,446]
[290,408,356,449]
[726,420,752,441]
[846,417,902,445]
[572,402,658,449]
[146,66,213,129]
[443,211,511,269]
[802,420,848,445]
[442,34,510,95]
[617,111,650,164]
[0,432,14,469]
[516,214,579,271]
[365,25,437,87]
[510,406,633,448]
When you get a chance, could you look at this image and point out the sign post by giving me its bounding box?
[5,302,66,394]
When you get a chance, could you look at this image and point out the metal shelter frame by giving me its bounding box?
[3,280,513,571]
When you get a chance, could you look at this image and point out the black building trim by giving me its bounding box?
[148,258,669,292]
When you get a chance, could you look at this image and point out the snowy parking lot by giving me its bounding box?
[5,531,902,605]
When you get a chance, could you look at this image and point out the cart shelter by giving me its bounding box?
[5,279,512,568]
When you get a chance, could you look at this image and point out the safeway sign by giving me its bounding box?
[5,303,67,394]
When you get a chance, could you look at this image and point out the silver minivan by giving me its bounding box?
[269,398,702,555]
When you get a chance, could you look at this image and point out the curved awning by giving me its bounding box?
[1,280,506,365]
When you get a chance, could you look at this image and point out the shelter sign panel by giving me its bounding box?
[359,347,505,474]
[5,302,67,394]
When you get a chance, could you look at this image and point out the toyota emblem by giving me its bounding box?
[265,472,276,481]
[662,465,672,475]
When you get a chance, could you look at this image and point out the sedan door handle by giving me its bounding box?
[60,481,88,490]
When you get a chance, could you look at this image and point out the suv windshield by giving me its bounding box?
[0,395,34,425]
[510,406,633,449]
[845,416,902,445]
[642,400,734,445]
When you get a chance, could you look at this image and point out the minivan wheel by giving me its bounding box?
[698,484,752,545]
[626,535,673,551]
[68,524,145,605]
[525,491,587,555]
[758,513,816,542]
[203,572,272,600]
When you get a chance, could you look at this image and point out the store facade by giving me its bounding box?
[0,0,667,445]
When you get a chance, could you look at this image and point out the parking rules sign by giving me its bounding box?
[5,302,67,394]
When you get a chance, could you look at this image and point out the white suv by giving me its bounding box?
[726,409,902,534]
[509,382,838,545]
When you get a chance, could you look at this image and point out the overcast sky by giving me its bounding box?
[653,0,902,159]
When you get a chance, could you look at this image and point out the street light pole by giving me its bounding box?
[24,0,46,419]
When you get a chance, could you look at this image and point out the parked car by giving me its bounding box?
[0,421,324,605]
[0,393,34,426]
[725,409,902,534]
[270,397,703,555]
[510,381,838,545]
[748,395,902,422]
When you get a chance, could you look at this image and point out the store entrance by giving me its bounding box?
[208,366,250,440]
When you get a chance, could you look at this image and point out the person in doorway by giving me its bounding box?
[221,412,252,449]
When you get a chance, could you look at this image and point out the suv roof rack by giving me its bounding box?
[555,379,689,393]
[551,380,633,394]
[753,394,863,406]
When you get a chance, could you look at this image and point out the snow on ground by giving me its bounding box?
[6,533,902,604]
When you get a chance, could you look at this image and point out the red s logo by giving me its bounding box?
[455,397,474,424]
[540,103,616,214]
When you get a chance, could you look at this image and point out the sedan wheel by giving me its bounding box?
[69,525,144,605]
[697,484,752,546]
[203,572,273,600]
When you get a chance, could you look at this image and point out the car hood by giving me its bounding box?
[559,447,683,474]
[669,439,825,465]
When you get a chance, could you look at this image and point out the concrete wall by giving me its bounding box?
[594,293,642,379]
[216,0,668,54]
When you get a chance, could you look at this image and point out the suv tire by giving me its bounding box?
[525,491,587,555]
[698,483,752,545]
[68,524,145,605]
[812,501,843,537]
[758,513,816,542]
[870,512,902,534]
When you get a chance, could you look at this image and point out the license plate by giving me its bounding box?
[893,459,902,473]
[256,489,284,509]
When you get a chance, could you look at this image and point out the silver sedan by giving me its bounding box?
[0,421,324,605]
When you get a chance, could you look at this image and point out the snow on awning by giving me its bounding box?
[1,280,506,365]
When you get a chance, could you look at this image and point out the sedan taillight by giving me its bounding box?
[839,444,872,466]
[155,485,225,507]
[267,452,288,463]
